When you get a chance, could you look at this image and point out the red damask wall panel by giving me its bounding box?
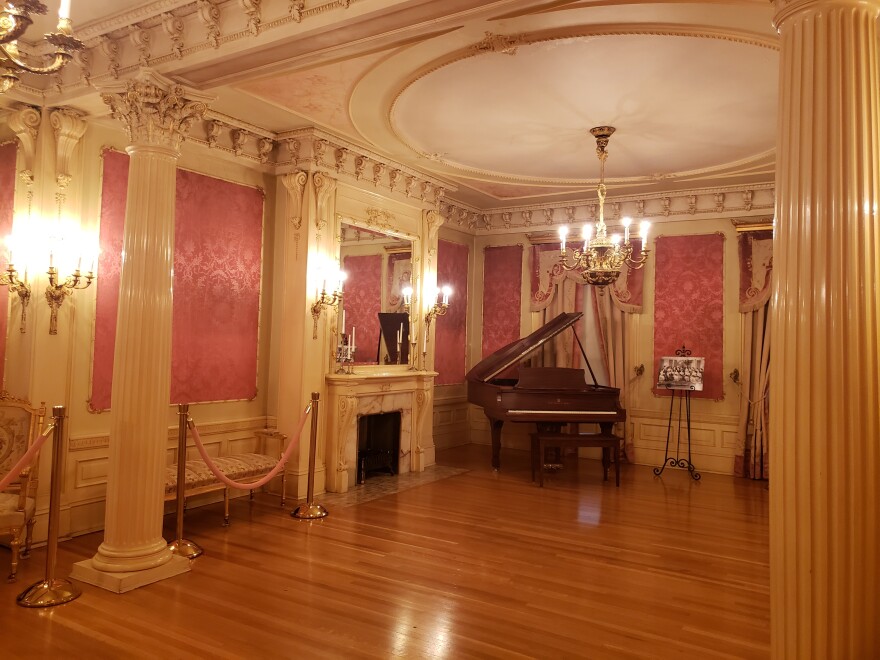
[482,244,523,358]
[436,240,469,385]
[341,254,382,364]
[0,142,16,387]
[91,151,264,409]
[652,233,725,400]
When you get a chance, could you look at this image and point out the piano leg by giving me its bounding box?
[489,417,504,470]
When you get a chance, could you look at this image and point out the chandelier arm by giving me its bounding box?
[0,42,71,74]
[0,15,35,45]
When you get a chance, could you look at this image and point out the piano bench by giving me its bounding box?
[530,432,620,487]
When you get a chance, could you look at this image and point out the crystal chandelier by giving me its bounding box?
[558,126,650,286]
[1,1,83,94]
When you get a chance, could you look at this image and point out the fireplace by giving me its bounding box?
[357,411,401,483]
[325,371,436,493]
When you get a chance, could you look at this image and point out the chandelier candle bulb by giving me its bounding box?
[558,225,568,253]
[622,216,631,244]
[442,286,451,305]
[583,223,592,245]
[611,233,621,245]
[640,221,650,243]
[59,0,72,20]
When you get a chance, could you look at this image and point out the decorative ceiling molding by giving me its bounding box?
[275,127,455,206]
[442,183,775,233]
[387,23,778,190]
[12,0,374,96]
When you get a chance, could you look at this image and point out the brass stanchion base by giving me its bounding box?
[168,538,204,559]
[17,578,81,608]
[292,503,328,520]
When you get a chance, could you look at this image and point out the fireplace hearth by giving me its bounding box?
[357,411,401,483]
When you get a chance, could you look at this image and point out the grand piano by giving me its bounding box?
[466,311,625,470]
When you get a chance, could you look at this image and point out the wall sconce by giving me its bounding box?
[0,261,30,333]
[310,271,346,339]
[401,286,413,314]
[45,258,94,335]
[425,285,451,328]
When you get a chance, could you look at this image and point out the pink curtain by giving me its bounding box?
[0,142,16,388]
[735,231,773,479]
[435,240,468,385]
[652,234,725,400]
[342,254,381,364]
[91,151,264,410]
[482,245,523,358]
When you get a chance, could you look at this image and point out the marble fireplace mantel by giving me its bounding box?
[324,369,437,492]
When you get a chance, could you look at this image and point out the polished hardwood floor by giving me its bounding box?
[0,445,769,659]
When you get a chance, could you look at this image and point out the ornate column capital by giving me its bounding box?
[99,69,214,152]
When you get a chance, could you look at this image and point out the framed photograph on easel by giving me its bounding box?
[656,356,705,391]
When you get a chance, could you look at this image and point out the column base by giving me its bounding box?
[70,554,191,594]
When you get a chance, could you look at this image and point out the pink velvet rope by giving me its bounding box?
[185,403,312,490]
[0,424,56,492]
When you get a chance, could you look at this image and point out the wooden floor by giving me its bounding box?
[0,445,770,659]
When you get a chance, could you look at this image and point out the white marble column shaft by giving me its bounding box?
[771,0,880,655]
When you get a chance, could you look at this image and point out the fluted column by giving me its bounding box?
[72,71,211,590]
[771,1,880,656]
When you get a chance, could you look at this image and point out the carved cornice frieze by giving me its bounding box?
[275,127,453,206]
[441,184,775,234]
[30,0,372,96]
[99,69,213,151]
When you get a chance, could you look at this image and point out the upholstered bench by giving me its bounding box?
[530,432,621,487]
[163,430,287,525]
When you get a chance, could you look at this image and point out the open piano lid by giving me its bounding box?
[466,312,583,383]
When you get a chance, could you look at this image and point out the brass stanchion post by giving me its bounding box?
[292,392,328,520]
[168,404,203,559]
[17,406,82,608]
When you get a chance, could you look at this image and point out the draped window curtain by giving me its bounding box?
[529,243,644,461]
[734,231,773,479]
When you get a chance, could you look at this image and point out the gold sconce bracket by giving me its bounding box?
[0,264,30,333]
[310,288,342,340]
[45,266,93,335]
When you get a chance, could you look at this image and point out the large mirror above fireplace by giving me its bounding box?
[338,220,413,365]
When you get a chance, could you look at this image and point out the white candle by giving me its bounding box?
[582,223,592,248]
[640,220,650,243]
[341,309,345,334]
[442,285,451,305]
[59,0,71,20]
[399,322,403,343]
[351,325,355,348]
[558,225,568,253]
[622,216,631,244]
[423,330,427,353]
[49,250,54,268]
[77,255,82,271]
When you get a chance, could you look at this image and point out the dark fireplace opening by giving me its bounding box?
[357,411,401,484]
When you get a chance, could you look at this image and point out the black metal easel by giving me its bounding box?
[653,345,701,481]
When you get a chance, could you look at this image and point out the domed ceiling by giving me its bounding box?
[233,1,779,208]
